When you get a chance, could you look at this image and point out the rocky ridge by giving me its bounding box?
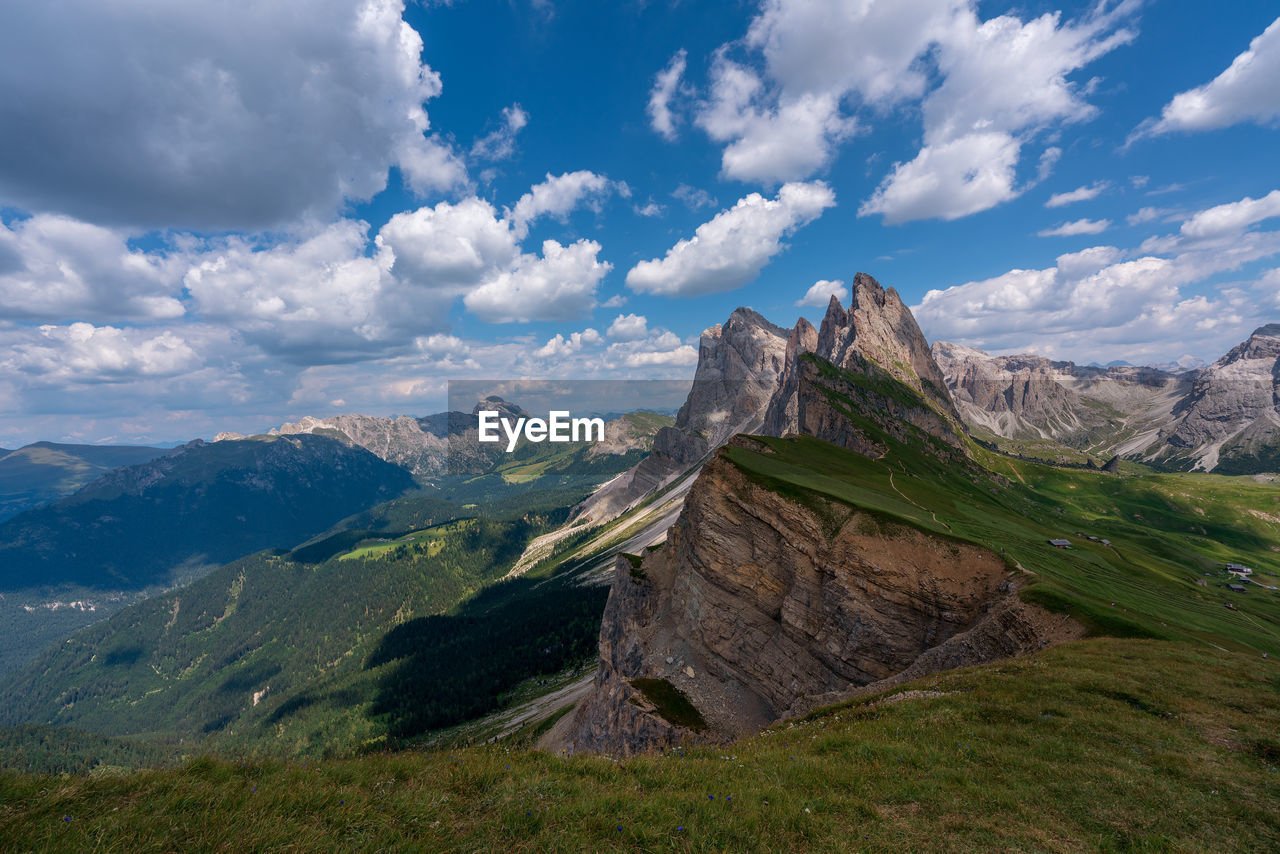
[933,324,1280,472]
[554,442,1080,755]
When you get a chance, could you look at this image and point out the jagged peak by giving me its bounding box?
[1250,323,1280,339]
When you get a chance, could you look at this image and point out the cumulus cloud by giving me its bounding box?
[649,50,689,141]
[507,171,614,240]
[184,221,412,364]
[464,239,612,323]
[1135,17,1280,138]
[914,189,1280,361]
[0,0,465,230]
[3,323,202,384]
[603,330,698,369]
[471,104,529,161]
[1038,218,1111,237]
[860,132,1022,224]
[0,214,185,322]
[607,313,649,341]
[378,198,518,290]
[533,328,603,359]
[691,0,1134,218]
[696,56,856,183]
[626,181,834,297]
[796,279,848,307]
[1176,190,1280,241]
[1046,181,1110,208]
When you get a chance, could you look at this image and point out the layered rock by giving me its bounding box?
[933,341,1191,458]
[1152,324,1280,472]
[766,273,960,436]
[556,444,1078,755]
[934,325,1280,472]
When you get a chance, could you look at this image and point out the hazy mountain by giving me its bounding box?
[0,442,168,521]
[0,434,416,593]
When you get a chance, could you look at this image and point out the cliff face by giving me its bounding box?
[573,308,791,522]
[1156,325,1280,472]
[556,443,1079,755]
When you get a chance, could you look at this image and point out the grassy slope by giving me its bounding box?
[723,434,1280,654]
[1,640,1276,852]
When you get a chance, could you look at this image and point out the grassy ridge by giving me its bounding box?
[2,640,1276,851]
[724,434,1280,654]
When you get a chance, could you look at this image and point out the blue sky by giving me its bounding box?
[0,0,1278,445]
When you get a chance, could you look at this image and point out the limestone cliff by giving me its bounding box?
[573,307,791,522]
[555,442,1079,755]
[766,273,959,436]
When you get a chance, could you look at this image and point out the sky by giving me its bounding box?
[0,0,1278,446]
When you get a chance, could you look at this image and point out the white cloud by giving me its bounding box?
[607,313,648,341]
[699,0,1133,217]
[415,334,468,358]
[672,184,717,211]
[1177,190,1280,241]
[626,181,835,297]
[0,0,465,230]
[634,201,664,218]
[1127,206,1170,226]
[648,50,688,141]
[1137,18,1280,137]
[0,214,185,322]
[1038,218,1111,237]
[860,132,1022,224]
[914,189,1280,361]
[471,104,529,161]
[696,55,855,183]
[378,197,518,290]
[603,330,698,369]
[508,171,614,240]
[1045,181,1109,208]
[464,239,611,322]
[796,279,848,307]
[3,323,202,383]
[600,294,628,308]
[184,221,412,363]
[533,328,602,359]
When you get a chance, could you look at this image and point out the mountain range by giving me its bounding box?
[0,270,1276,792]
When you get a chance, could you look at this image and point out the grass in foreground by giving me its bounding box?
[2,639,1276,852]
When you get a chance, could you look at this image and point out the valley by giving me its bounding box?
[1,280,1278,849]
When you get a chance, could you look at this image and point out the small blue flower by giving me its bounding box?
[63,816,70,822]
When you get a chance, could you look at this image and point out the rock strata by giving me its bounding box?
[554,446,1078,755]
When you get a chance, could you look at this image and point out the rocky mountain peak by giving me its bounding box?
[815,272,953,410]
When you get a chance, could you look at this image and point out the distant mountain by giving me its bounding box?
[933,324,1280,472]
[0,442,168,521]
[932,343,1190,458]
[0,434,416,592]
[219,399,669,483]
[1150,324,1280,473]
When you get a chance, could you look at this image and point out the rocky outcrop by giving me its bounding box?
[555,445,1079,755]
[1152,325,1280,472]
[768,275,959,436]
[933,325,1280,473]
[933,341,1192,458]
[573,308,791,522]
